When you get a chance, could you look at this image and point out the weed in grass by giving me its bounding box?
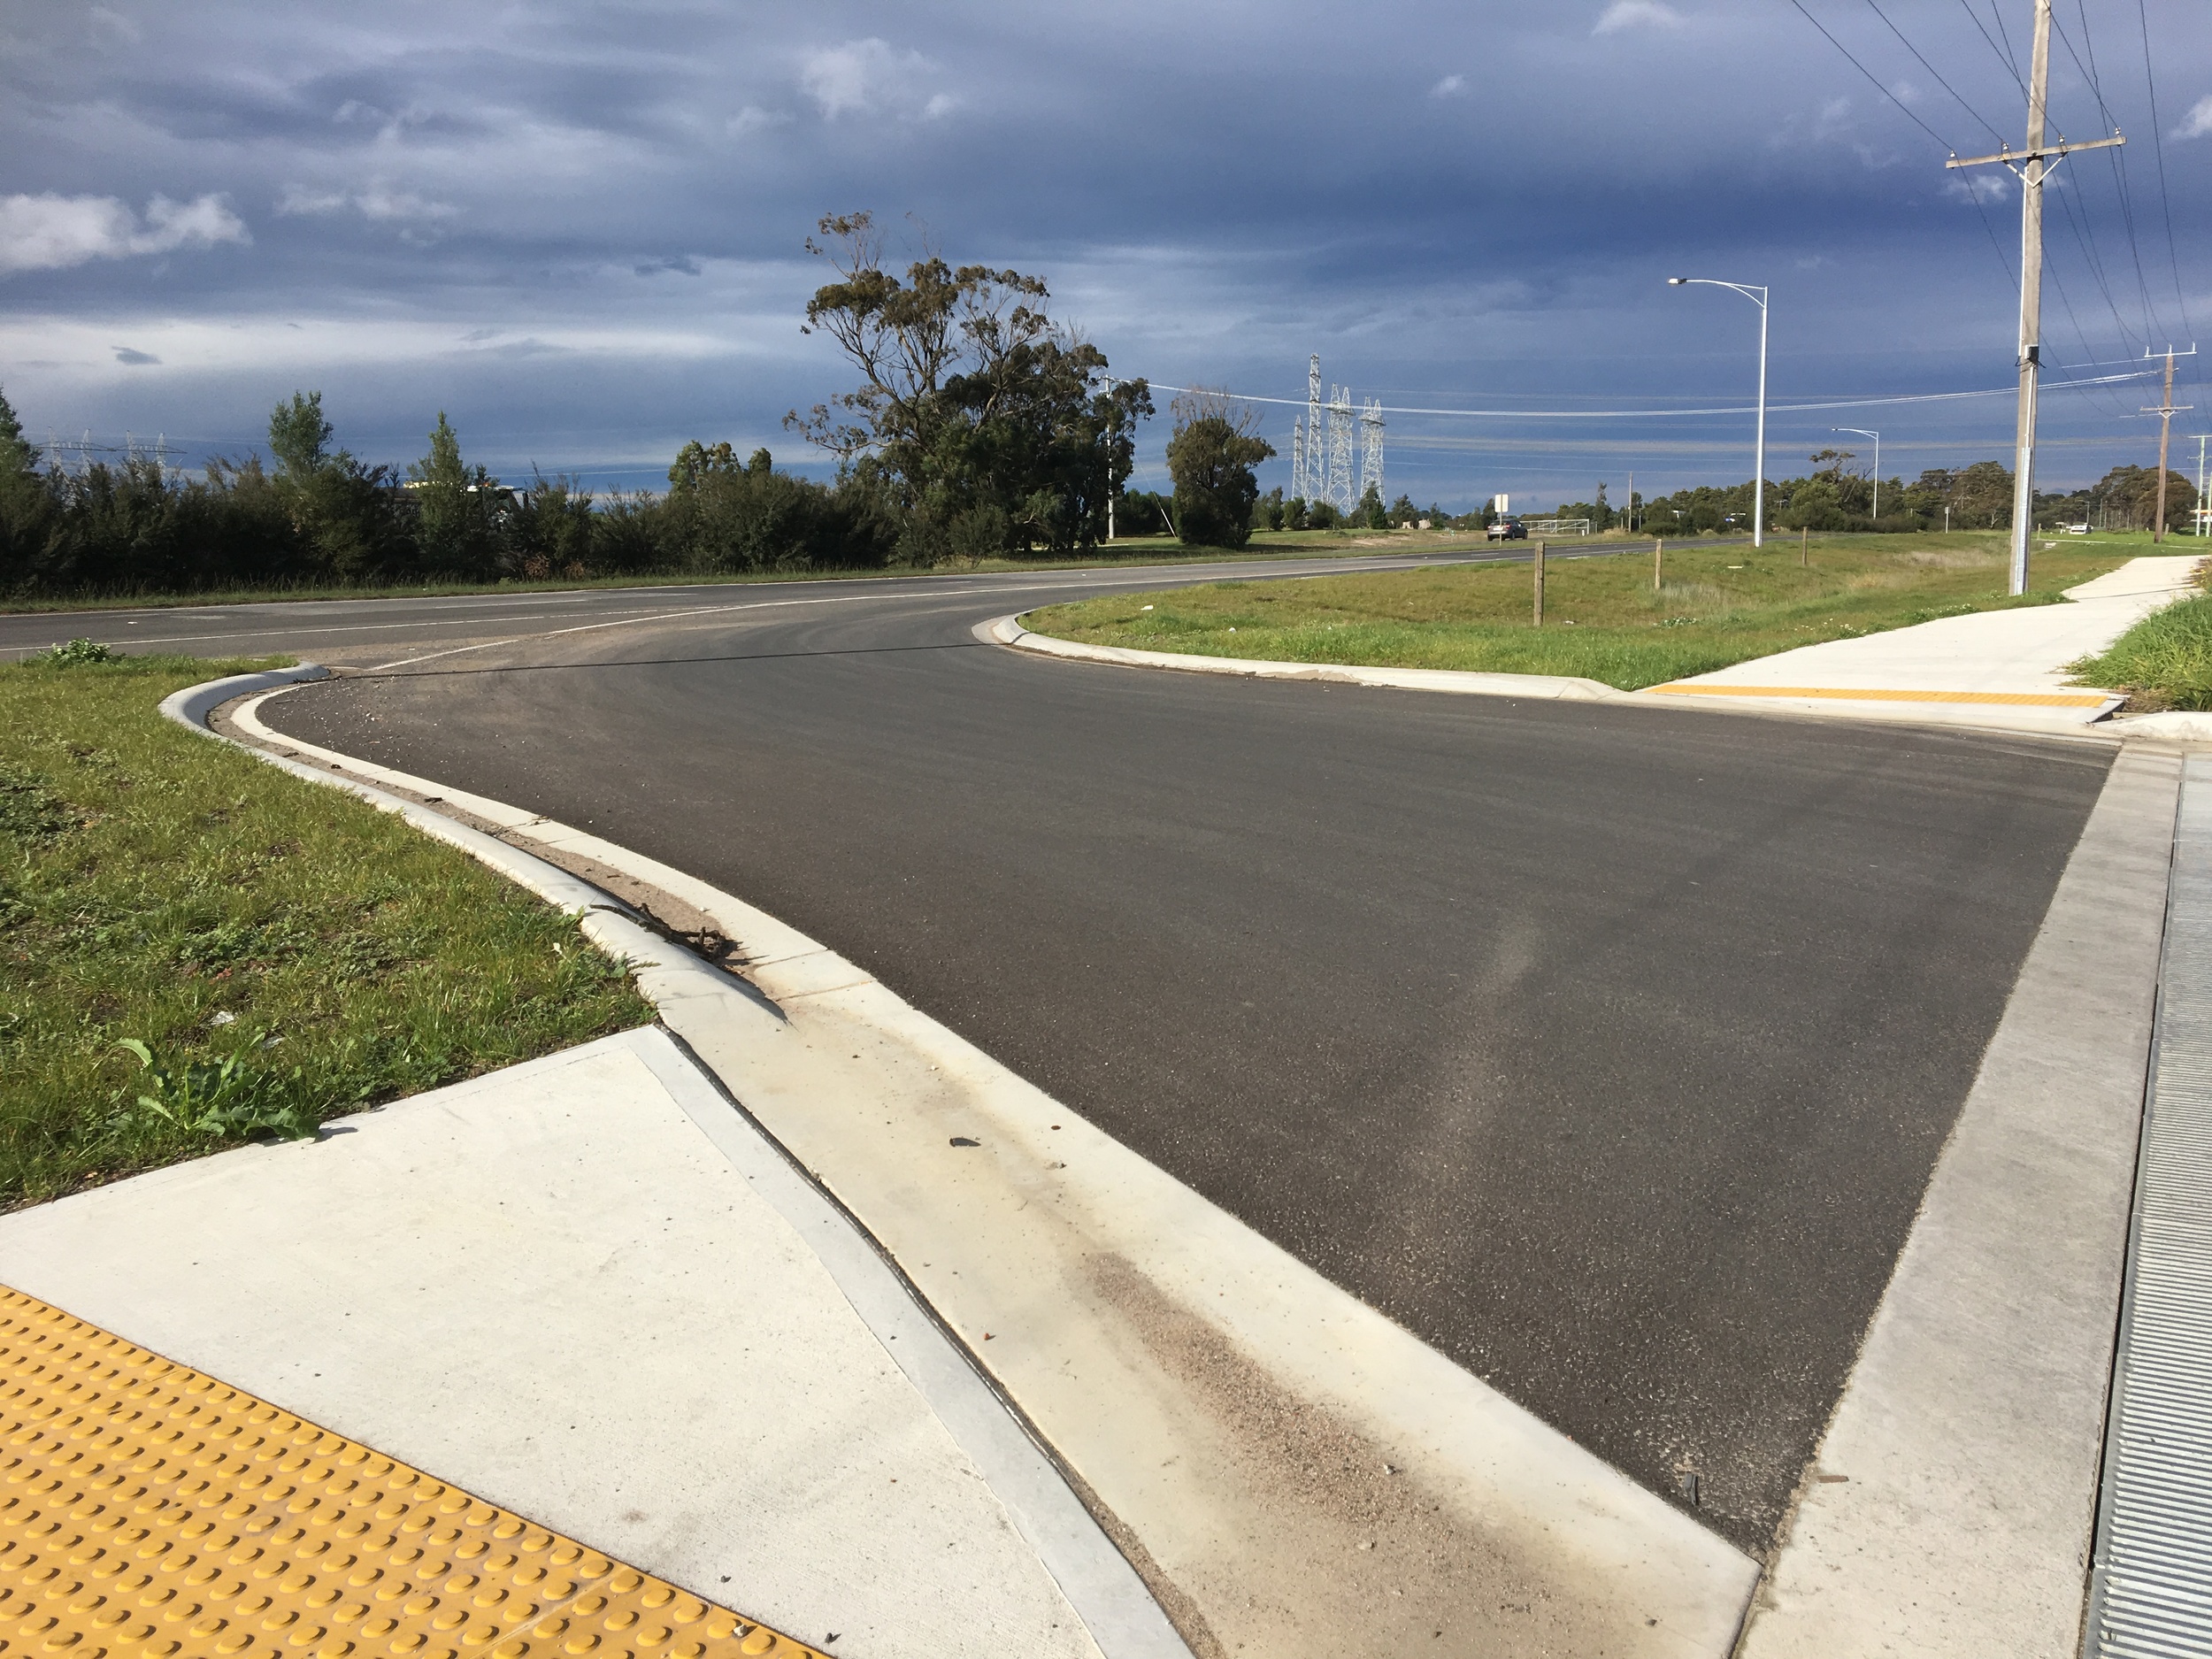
[112,1037,315,1142]
[0,652,654,1206]
[33,639,115,665]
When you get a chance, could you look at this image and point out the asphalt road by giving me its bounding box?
[8,559,2112,1553]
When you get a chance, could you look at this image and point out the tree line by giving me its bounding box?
[0,211,1271,597]
[3,208,2201,599]
[1540,451,2199,538]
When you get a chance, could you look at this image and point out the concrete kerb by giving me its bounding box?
[159,664,1189,1659]
[1735,747,2179,1656]
[978,612,2185,743]
[181,668,1763,1657]
[974,612,1626,701]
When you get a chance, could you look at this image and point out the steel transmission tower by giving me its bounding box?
[1325,385,1356,515]
[1358,398,1385,510]
[1301,356,1325,502]
[1287,355,1379,515]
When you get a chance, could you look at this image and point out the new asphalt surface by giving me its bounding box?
[4,558,2114,1554]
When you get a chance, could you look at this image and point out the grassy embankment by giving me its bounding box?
[2070,553,2212,710]
[1022,532,2139,691]
[0,651,653,1207]
[0,529,1501,616]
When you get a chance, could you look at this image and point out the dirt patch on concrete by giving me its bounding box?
[1085,1251,1676,1655]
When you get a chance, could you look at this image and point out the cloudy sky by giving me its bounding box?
[2,0,2207,510]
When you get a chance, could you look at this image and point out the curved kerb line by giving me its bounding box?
[187,664,1762,1657]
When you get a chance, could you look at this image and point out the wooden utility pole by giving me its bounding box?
[1948,0,2123,595]
[2144,346,2196,543]
[1532,540,1547,626]
[1653,537,1663,592]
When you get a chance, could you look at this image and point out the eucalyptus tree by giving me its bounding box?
[787,211,1150,559]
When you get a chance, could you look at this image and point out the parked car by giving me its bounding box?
[1485,518,1528,541]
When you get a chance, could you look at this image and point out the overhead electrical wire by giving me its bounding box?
[2136,0,2197,349]
[2043,35,2147,400]
[1955,0,2028,96]
[1786,0,1963,151]
[1785,0,2016,280]
[1986,0,2027,84]
[2049,11,2119,130]
[2054,165,2147,355]
[1138,371,2155,421]
[1864,0,2008,143]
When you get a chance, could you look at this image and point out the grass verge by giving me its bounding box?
[1021,533,2136,691]
[0,651,654,1208]
[0,532,1507,616]
[2069,562,2212,710]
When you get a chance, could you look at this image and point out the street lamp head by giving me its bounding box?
[1668,277,1686,285]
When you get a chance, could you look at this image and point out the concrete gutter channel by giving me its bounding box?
[141,660,2211,1654]
[165,665,1760,1659]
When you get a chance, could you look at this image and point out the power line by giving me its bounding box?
[1784,1,2017,281]
[1864,0,2007,142]
[1140,372,2155,421]
[1986,0,2026,83]
[2043,0,2149,390]
[2053,165,2147,355]
[2047,259,2136,418]
[2135,0,2198,348]
[1955,0,2028,96]
[2060,0,2162,345]
[2048,11,2118,130]
[1785,0,1961,151]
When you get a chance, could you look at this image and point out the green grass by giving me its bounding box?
[1022,533,2139,691]
[2070,575,2212,710]
[0,652,654,1207]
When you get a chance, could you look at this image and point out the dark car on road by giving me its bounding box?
[1485,518,1528,541]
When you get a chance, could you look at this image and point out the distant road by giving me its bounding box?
[6,555,2108,1551]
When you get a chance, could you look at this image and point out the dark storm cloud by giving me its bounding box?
[1,0,2206,501]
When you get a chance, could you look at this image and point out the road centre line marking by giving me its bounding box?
[3,554,1486,663]
[1648,683,2112,708]
[2,608,662,654]
[358,560,1472,672]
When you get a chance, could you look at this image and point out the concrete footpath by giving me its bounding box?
[1647,555,2200,732]
[0,1025,1156,1659]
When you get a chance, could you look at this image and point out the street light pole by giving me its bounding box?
[1103,376,1116,542]
[1833,427,1879,519]
[2197,433,2209,538]
[1670,277,1769,549]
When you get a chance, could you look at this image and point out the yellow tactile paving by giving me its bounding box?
[1647,682,2111,707]
[0,1286,825,1659]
